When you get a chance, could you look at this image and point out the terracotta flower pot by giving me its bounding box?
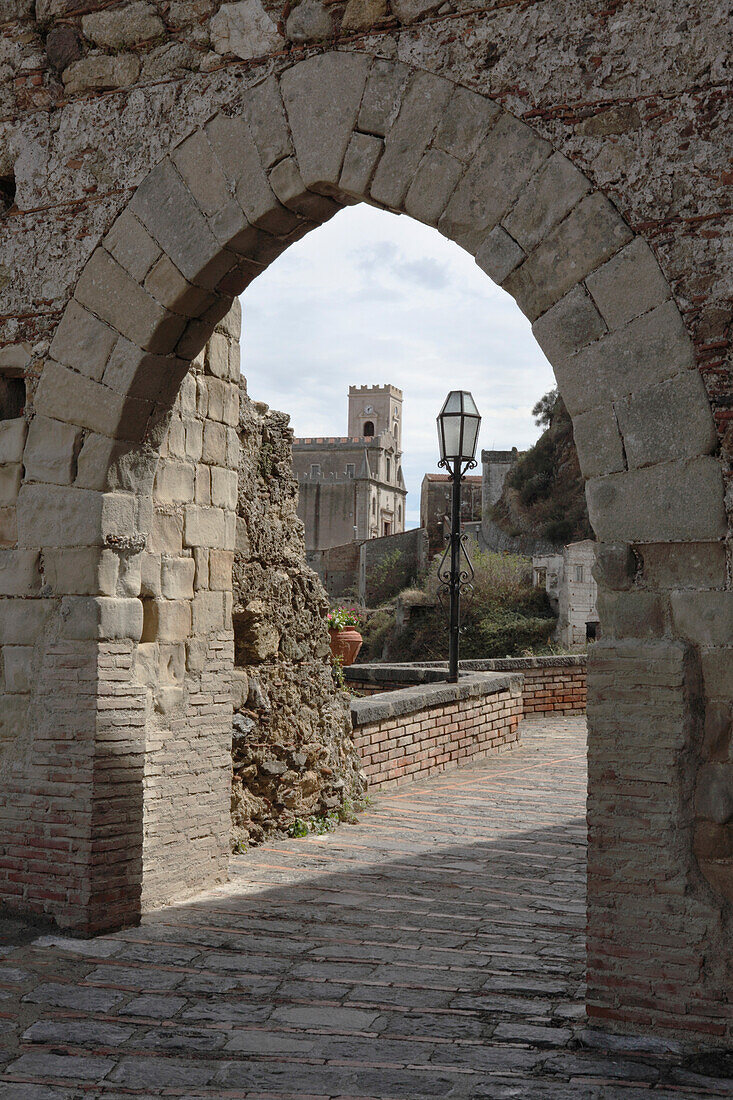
[329,626,363,667]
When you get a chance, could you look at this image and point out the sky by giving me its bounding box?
[239,204,555,528]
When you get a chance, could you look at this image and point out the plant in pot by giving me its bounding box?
[327,606,364,667]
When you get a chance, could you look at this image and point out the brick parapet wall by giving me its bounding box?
[347,657,587,716]
[351,672,522,790]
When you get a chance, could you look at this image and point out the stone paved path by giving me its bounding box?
[1,716,731,1098]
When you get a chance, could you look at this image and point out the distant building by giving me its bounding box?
[420,473,482,554]
[292,385,407,553]
[482,448,519,511]
[533,540,600,650]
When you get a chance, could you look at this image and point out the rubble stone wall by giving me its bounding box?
[0,0,730,1044]
[230,388,363,846]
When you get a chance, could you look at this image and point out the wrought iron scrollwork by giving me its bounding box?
[437,531,475,629]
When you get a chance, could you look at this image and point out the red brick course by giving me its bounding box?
[353,689,522,790]
[351,659,587,717]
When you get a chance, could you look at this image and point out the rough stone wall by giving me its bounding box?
[0,0,730,1047]
[231,390,364,845]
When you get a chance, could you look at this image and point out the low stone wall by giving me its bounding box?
[347,656,586,716]
[351,671,523,790]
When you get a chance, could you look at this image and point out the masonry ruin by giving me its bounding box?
[0,0,731,1048]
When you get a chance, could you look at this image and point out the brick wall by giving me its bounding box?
[348,657,587,716]
[351,672,522,790]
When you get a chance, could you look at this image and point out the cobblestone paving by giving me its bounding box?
[1,716,731,1099]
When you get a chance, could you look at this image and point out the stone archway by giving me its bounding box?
[0,51,729,1043]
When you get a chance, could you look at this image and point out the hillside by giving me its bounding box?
[491,390,592,547]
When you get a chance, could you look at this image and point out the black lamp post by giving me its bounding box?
[437,391,481,683]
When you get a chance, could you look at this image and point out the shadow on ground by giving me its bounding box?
[0,718,730,1098]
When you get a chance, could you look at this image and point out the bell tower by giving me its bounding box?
[347,384,403,446]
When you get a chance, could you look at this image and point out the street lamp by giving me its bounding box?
[437,391,481,683]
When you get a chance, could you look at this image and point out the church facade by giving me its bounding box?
[292,386,407,553]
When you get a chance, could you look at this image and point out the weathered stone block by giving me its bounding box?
[192,590,226,634]
[171,131,232,219]
[184,505,226,548]
[532,285,606,362]
[371,71,453,210]
[358,59,409,137]
[280,53,371,193]
[154,459,195,504]
[586,236,671,330]
[696,764,733,825]
[671,591,733,647]
[638,542,727,591]
[63,54,141,95]
[0,694,29,743]
[193,546,209,590]
[16,485,136,549]
[0,507,17,548]
[702,703,732,762]
[42,547,119,596]
[341,0,388,32]
[572,405,626,478]
[243,77,292,170]
[144,255,215,317]
[23,416,82,486]
[269,157,341,223]
[195,464,211,505]
[142,598,191,643]
[61,596,143,641]
[0,463,22,505]
[211,466,237,510]
[49,300,117,381]
[504,193,633,321]
[161,556,195,600]
[0,599,50,644]
[202,421,227,465]
[140,551,162,597]
[440,113,552,253]
[475,227,525,284]
[82,3,164,48]
[339,133,383,198]
[210,0,283,59]
[586,457,726,542]
[0,550,41,596]
[404,148,464,226]
[2,645,33,693]
[185,421,203,463]
[391,0,441,23]
[554,300,695,416]
[434,87,500,163]
[34,360,151,442]
[286,0,332,43]
[0,419,27,465]
[597,590,669,638]
[592,543,637,591]
[206,114,299,238]
[615,368,716,468]
[209,549,234,591]
[103,210,161,284]
[75,249,185,354]
[702,649,733,700]
[129,159,232,292]
[502,152,591,253]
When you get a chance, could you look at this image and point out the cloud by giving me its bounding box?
[240,204,555,527]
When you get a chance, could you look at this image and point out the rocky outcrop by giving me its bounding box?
[231,388,365,847]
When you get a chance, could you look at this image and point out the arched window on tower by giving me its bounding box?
[363,420,374,437]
